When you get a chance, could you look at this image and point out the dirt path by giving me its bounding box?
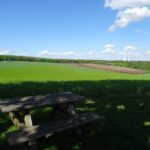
[69,63,145,74]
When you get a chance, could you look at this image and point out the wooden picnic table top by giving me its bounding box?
[0,92,86,113]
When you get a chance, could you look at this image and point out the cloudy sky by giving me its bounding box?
[0,0,150,60]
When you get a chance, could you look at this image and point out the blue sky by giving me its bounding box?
[0,0,150,60]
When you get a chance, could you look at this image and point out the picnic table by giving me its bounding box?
[0,92,99,149]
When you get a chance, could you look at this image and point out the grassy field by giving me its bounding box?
[0,61,150,150]
[0,61,150,82]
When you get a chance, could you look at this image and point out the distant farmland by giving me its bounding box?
[0,61,150,83]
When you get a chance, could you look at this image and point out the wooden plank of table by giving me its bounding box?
[0,92,86,113]
[6,112,99,145]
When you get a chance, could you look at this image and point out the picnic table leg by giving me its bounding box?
[9,112,25,128]
[67,103,83,136]
[67,102,76,116]
[23,110,37,150]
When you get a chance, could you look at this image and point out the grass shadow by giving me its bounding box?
[0,80,150,150]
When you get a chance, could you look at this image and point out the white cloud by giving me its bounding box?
[105,44,115,49]
[100,44,149,60]
[100,44,142,60]
[88,51,97,55]
[105,0,150,10]
[108,7,150,32]
[145,50,150,55]
[0,49,10,55]
[38,50,102,59]
[0,47,148,60]
[122,45,144,61]
[101,49,116,54]
[101,44,117,54]
[124,45,137,52]
[105,0,150,32]
[38,50,80,58]
[124,45,141,57]
[136,29,149,34]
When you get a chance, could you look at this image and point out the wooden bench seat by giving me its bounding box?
[6,112,99,145]
[0,92,86,113]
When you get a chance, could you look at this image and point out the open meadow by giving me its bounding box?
[0,61,150,150]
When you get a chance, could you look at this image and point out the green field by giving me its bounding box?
[0,61,150,150]
[0,61,150,82]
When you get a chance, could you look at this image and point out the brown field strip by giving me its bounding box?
[69,63,145,74]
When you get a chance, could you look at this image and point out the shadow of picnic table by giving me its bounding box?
[0,80,150,150]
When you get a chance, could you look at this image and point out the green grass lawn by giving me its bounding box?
[0,61,150,150]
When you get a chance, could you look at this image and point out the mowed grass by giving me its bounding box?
[0,61,149,82]
[0,61,150,150]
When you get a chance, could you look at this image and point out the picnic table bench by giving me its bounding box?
[0,92,99,149]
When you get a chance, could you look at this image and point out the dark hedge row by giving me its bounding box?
[0,55,107,63]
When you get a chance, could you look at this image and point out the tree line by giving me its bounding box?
[0,55,149,71]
